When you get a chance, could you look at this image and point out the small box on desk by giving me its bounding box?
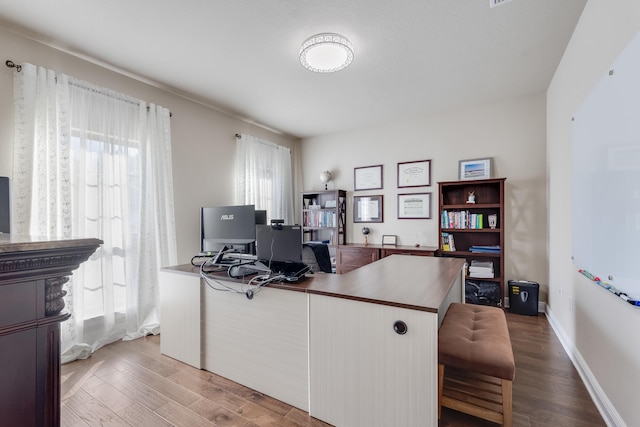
[508,280,539,315]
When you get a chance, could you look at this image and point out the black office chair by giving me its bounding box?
[302,243,333,273]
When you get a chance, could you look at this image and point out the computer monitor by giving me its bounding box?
[255,224,303,263]
[255,210,267,226]
[200,204,258,253]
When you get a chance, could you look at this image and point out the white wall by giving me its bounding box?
[301,93,549,300]
[0,27,300,264]
[547,1,640,426]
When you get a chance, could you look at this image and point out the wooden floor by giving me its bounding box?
[61,312,607,427]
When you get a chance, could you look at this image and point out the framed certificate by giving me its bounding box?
[353,195,383,222]
[382,235,397,246]
[397,193,431,219]
[397,160,431,188]
[354,165,383,191]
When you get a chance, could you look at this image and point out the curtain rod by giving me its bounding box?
[235,133,290,154]
[5,59,172,117]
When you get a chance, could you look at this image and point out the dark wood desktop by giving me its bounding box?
[335,243,438,274]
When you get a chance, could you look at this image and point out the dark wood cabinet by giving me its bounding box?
[0,235,101,427]
[336,244,379,274]
[336,244,437,274]
[438,178,506,306]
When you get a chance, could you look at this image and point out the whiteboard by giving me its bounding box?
[572,32,640,299]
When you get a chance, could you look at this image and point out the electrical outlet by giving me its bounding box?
[569,297,574,313]
[559,287,563,300]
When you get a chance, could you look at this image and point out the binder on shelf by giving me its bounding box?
[469,245,501,253]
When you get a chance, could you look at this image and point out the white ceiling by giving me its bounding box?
[0,0,586,139]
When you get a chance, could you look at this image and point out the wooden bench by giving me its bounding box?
[438,302,515,426]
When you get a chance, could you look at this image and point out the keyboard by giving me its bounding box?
[225,253,257,261]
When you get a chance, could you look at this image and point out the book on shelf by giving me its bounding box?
[441,232,449,251]
[441,232,456,251]
[441,210,484,229]
[304,210,337,228]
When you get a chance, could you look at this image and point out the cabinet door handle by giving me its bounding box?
[393,320,408,335]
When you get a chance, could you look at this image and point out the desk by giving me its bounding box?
[0,234,102,427]
[159,255,465,427]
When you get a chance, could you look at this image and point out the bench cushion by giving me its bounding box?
[438,303,515,380]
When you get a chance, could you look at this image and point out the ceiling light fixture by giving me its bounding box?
[299,33,354,73]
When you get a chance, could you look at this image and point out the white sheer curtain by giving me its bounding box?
[12,63,177,363]
[235,134,294,223]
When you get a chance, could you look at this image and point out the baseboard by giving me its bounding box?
[544,306,625,427]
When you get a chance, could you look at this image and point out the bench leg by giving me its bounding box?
[438,364,444,419]
[502,378,513,427]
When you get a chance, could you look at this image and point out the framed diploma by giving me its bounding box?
[353,195,383,222]
[397,160,431,188]
[397,193,431,219]
[354,165,383,191]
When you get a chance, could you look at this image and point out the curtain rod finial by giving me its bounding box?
[5,60,21,72]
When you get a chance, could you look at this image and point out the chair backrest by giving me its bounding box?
[303,243,332,273]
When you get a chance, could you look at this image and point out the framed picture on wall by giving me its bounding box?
[397,193,431,219]
[397,159,431,188]
[353,195,383,222]
[354,165,383,191]
[458,158,493,181]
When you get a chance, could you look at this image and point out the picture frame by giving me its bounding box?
[397,159,431,188]
[382,235,397,246]
[397,193,431,219]
[458,158,493,181]
[353,195,383,223]
[354,164,383,191]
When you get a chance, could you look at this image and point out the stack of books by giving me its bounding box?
[468,260,494,278]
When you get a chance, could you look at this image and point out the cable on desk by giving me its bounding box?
[198,255,289,300]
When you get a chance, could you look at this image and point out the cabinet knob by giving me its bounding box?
[393,320,408,335]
